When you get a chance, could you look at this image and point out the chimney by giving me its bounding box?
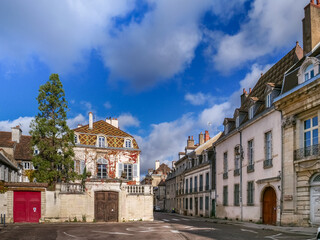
[249,88,252,94]
[303,0,320,55]
[11,126,22,143]
[106,117,119,128]
[199,132,204,145]
[204,130,210,142]
[155,160,160,170]
[187,136,194,148]
[89,112,93,130]
[240,88,248,106]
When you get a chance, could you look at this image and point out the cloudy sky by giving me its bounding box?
[0,0,309,175]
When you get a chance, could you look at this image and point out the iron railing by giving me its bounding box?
[234,168,240,176]
[263,159,273,168]
[294,144,320,160]
[205,185,209,191]
[223,172,228,179]
[60,183,83,193]
[247,164,254,172]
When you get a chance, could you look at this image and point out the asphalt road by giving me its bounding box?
[0,212,315,240]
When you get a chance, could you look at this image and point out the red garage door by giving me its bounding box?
[14,191,41,223]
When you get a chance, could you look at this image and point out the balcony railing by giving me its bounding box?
[60,183,83,194]
[247,164,254,173]
[205,185,209,191]
[263,159,273,168]
[234,168,240,176]
[294,144,320,160]
[193,187,198,193]
[199,186,203,192]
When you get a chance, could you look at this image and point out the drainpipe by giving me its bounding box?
[239,130,243,222]
[279,110,284,225]
[213,145,217,217]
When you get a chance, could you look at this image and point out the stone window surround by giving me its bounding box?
[297,56,320,85]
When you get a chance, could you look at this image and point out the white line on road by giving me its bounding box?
[265,233,282,240]
[241,228,258,234]
[163,225,172,228]
[162,219,169,222]
[181,218,189,221]
[186,227,216,231]
[92,231,133,235]
[172,218,180,221]
[63,232,77,238]
[170,230,180,233]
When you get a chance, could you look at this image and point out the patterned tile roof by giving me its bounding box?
[73,120,139,149]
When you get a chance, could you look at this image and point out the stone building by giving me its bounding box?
[214,42,303,225]
[0,126,32,182]
[274,0,320,226]
[73,112,140,183]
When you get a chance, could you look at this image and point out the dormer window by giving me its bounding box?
[304,64,314,81]
[74,135,78,144]
[249,106,254,120]
[224,125,229,135]
[125,139,132,148]
[266,93,272,108]
[236,116,240,128]
[34,148,39,155]
[98,136,106,148]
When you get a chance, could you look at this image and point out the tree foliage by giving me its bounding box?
[30,74,76,186]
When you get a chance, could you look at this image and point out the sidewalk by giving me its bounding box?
[167,212,318,236]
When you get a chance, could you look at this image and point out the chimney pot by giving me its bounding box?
[249,88,252,93]
[89,112,93,130]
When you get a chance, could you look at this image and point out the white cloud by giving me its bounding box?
[103,101,112,109]
[117,113,140,130]
[67,114,86,129]
[184,92,212,106]
[210,0,308,72]
[0,116,34,135]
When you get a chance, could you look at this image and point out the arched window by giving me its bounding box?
[97,158,108,179]
[125,139,132,148]
[304,64,314,81]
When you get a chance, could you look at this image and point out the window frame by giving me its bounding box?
[247,181,254,206]
[234,184,240,206]
[249,106,254,120]
[266,93,272,108]
[98,136,106,148]
[223,186,228,206]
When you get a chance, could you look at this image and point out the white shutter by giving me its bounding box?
[133,164,138,178]
[80,160,85,174]
[118,163,123,178]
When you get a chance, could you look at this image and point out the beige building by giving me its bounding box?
[215,43,303,225]
[274,0,320,226]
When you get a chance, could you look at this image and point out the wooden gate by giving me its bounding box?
[262,187,276,225]
[14,191,41,223]
[94,191,118,222]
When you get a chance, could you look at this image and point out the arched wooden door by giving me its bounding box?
[262,187,277,225]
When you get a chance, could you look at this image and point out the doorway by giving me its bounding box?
[94,191,118,222]
[262,187,277,225]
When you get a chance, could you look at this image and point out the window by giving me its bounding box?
[185,179,188,194]
[186,198,188,209]
[224,124,229,135]
[125,139,132,148]
[223,152,228,179]
[247,140,254,172]
[194,176,198,192]
[118,163,137,180]
[223,186,228,206]
[98,136,105,148]
[34,149,39,155]
[205,196,209,210]
[74,135,78,144]
[236,116,240,128]
[249,106,254,120]
[190,197,193,210]
[97,164,108,179]
[234,146,240,175]
[200,196,203,210]
[205,172,209,190]
[190,178,193,193]
[23,162,30,170]
[247,181,254,205]
[266,93,272,108]
[199,174,203,191]
[304,116,319,157]
[304,64,314,81]
[264,131,273,168]
[234,184,240,206]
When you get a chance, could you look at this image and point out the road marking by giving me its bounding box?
[170,230,180,233]
[241,228,258,234]
[92,231,133,235]
[162,219,169,222]
[63,232,77,238]
[265,233,282,240]
[186,227,216,231]
[163,225,172,228]
[172,218,180,221]
[181,218,189,221]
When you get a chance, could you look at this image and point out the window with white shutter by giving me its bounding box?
[133,164,138,178]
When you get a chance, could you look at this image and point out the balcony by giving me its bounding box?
[247,164,254,173]
[223,172,228,179]
[263,159,273,168]
[294,144,320,160]
[205,185,209,191]
[193,187,198,193]
[234,168,240,176]
[199,186,203,192]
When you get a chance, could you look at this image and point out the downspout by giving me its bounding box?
[213,145,217,218]
[280,110,284,225]
[239,130,243,222]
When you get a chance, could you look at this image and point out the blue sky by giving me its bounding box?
[0,0,309,174]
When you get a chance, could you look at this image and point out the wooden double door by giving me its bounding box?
[95,191,118,222]
[262,187,277,225]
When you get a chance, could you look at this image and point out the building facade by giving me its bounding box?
[215,43,303,225]
[274,0,320,226]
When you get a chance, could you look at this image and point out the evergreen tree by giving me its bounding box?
[30,74,76,187]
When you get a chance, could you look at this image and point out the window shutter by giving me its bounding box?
[80,160,85,174]
[133,164,138,178]
[118,162,123,177]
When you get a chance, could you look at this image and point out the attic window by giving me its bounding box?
[125,139,132,148]
[74,135,78,144]
[266,93,272,108]
[304,64,314,81]
[249,106,254,120]
[224,124,229,135]
[98,136,106,148]
[236,116,240,128]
